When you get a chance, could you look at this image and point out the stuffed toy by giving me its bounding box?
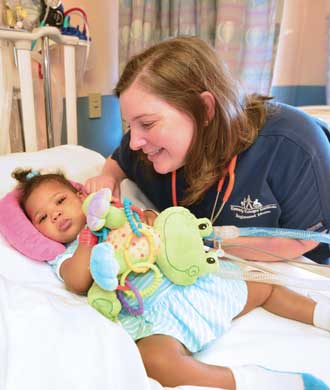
[83,188,219,322]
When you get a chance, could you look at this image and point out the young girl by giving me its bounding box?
[13,168,330,390]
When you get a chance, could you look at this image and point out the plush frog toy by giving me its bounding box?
[84,188,219,322]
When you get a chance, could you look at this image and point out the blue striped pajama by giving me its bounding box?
[119,261,247,353]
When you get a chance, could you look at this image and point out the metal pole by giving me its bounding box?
[42,35,55,148]
[64,44,77,144]
[16,41,38,151]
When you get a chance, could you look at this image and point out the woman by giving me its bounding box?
[86,36,330,264]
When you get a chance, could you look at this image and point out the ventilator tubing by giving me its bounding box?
[214,252,330,291]
[212,226,330,243]
[210,226,330,290]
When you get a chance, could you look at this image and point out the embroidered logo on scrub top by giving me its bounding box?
[230,195,277,220]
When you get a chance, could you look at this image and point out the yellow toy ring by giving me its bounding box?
[119,262,162,298]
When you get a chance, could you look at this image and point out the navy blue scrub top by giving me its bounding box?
[112,103,330,263]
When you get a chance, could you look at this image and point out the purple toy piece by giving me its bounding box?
[116,279,144,316]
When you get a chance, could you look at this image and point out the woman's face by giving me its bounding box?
[120,81,195,174]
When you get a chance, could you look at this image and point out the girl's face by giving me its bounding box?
[25,181,86,243]
[120,81,195,174]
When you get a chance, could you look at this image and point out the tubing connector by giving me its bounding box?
[212,225,240,240]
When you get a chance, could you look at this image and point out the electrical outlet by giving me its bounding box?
[88,93,102,118]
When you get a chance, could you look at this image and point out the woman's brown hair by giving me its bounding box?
[115,36,271,205]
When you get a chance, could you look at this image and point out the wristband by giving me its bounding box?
[78,227,98,247]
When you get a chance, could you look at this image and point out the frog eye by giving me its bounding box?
[206,257,216,264]
[199,223,208,230]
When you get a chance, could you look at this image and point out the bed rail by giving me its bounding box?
[0,26,86,153]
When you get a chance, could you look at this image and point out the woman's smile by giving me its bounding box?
[146,148,163,161]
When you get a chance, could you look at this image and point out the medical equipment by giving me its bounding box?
[62,7,90,63]
[212,225,330,244]
[216,252,330,291]
[2,0,64,31]
[209,225,330,290]
[171,155,238,223]
[40,0,63,28]
[3,0,42,30]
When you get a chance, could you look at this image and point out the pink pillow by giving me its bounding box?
[0,182,85,262]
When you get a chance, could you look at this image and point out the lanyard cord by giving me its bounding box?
[210,155,237,223]
[171,156,237,223]
[171,169,178,206]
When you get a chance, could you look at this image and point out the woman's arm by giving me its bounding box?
[221,236,318,261]
[84,158,127,198]
[60,242,94,294]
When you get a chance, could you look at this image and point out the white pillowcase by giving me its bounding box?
[0,144,105,198]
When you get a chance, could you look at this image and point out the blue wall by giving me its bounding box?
[62,95,123,157]
[271,85,326,106]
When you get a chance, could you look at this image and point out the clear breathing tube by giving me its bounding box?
[213,253,330,291]
[211,225,330,244]
[207,226,330,291]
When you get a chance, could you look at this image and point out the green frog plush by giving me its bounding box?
[84,188,218,322]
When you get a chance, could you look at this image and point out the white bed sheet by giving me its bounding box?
[0,146,329,390]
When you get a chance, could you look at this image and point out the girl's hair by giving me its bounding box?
[115,36,272,205]
[12,168,78,211]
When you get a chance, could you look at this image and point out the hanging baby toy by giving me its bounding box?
[83,188,219,322]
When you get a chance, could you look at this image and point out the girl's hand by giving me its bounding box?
[84,175,120,201]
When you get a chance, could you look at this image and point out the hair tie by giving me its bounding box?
[26,170,39,181]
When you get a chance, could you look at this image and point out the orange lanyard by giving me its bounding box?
[171,155,237,223]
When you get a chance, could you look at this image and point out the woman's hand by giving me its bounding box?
[84,157,127,201]
[84,175,120,200]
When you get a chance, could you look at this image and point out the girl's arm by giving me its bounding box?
[84,158,127,198]
[221,236,318,261]
[60,242,94,294]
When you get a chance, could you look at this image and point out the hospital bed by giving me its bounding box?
[0,144,329,390]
